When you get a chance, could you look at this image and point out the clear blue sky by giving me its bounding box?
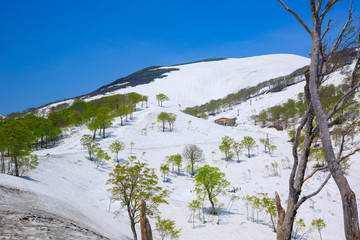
[0,0,354,115]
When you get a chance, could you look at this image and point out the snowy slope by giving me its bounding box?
[2,54,359,240]
[40,54,310,114]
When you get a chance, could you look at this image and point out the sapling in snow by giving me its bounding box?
[311,218,326,240]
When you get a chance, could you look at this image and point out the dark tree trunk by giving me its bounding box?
[14,157,19,177]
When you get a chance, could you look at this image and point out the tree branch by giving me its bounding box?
[296,173,332,209]
[340,148,360,162]
[276,0,312,35]
[330,0,354,54]
[320,0,343,23]
[304,165,328,182]
[321,19,332,41]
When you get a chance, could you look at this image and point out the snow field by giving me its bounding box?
[2,54,359,240]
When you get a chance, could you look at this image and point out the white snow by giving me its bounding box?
[1,54,359,240]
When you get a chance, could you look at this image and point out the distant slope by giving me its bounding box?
[39,54,310,112]
[90,54,310,108]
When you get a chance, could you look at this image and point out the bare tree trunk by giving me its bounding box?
[308,23,360,240]
[140,200,153,240]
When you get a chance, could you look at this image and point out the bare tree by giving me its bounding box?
[183,144,205,177]
[276,0,360,239]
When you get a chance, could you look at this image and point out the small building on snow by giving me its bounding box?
[214,117,237,126]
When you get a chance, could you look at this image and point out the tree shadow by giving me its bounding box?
[21,176,40,183]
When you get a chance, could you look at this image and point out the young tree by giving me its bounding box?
[182,144,205,177]
[311,218,326,240]
[95,148,110,168]
[157,112,170,132]
[194,165,230,214]
[109,140,125,162]
[167,113,177,132]
[19,154,39,177]
[159,163,170,182]
[260,135,271,153]
[268,145,277,157]
[172,154,182,175]
[80,134,99,161]
[219,136,234,161]
[155,218,181,240]
[276,1,360,239]
[232,142,243,163]
[240,136,257,158]
[107,158,170,240]
[156,93,169,107]
[188,200,201,228]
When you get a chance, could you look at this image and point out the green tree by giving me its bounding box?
[159,163,170,182]
[88,118,100,140]
[167,113,177,132]
[116,107,130,126]
[109,140,125,162]
[19,154,39,177]
[194,165,230,214]
[240,136,258,158]
[172,154,182,175]
[96,108,114,138]
[260,135,271,153]
[95,148,110,168]
[157,112,170,132]
[107,158,169,240]
[156,93,169,107]
[311,218,326,240]
[258,110,268,126]
[219,136,234,161]
[232,142,243,163]
[2,120,36,176]
[182,144,204,177]
[155,218,181,240]
[80,134,99,161]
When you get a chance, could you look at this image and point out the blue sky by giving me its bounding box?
[0,0,354,115]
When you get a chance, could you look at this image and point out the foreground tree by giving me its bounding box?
[182,144,205,177]
[194,165,230,214]
[276,1,360,239]
[107,158,169,240]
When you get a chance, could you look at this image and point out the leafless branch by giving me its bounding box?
[340,148,360,162]
[276,0,312,35]
[304,165,328,182]
[321,19,332,41]
[320,0,343,23]
[296,173,331,209]
[330,0,354,53]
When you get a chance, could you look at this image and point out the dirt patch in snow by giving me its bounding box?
[0,186,108,240]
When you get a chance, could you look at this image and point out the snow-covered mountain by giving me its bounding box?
[40,54,309,114]
[2,53,359,240]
